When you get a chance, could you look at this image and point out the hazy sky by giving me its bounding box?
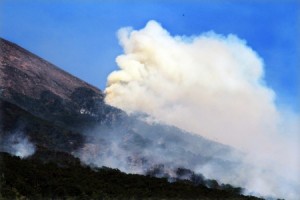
[0,0,299,111]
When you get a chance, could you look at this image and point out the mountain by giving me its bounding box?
[0,38,123,130]
[0,38,261,199]
[0,37,125,153]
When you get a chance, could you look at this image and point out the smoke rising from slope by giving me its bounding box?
[0,131,36,158]
[106,20,278,152]
[104,20,299,199]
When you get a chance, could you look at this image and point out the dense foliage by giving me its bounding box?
[0,152,263,200]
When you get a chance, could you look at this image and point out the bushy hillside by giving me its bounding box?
[0,152,262,200]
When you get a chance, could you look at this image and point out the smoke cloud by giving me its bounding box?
[0,131,36,158]
[77,116,241,174]
[103,20,300,199]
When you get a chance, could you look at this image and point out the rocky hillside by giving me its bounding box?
[0,37,127,154]
[0,38,123,131]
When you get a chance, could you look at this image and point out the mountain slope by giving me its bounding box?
[0,38,260,199]
[0,38,123,131]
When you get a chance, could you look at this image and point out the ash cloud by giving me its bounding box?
[102,20,300,199]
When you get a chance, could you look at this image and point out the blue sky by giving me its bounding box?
[0,0,299,111]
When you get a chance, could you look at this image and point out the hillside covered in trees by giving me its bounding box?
[0,152,263,200]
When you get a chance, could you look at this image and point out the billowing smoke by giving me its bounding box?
[102,20,299,199]
[0,131,36,158]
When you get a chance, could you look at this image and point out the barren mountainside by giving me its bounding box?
[0,38,123,130]
[0,38,100,99]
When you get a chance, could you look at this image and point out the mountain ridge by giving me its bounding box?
[0,37,100,98]
[0,37,124,131]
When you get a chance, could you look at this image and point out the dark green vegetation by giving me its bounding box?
[0,152,262,200]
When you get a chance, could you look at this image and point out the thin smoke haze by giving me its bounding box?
[0,131,36,158]
[104,20,300,199]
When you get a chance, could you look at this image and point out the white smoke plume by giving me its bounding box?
[1,131,36,158]
[104,20,300,199]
